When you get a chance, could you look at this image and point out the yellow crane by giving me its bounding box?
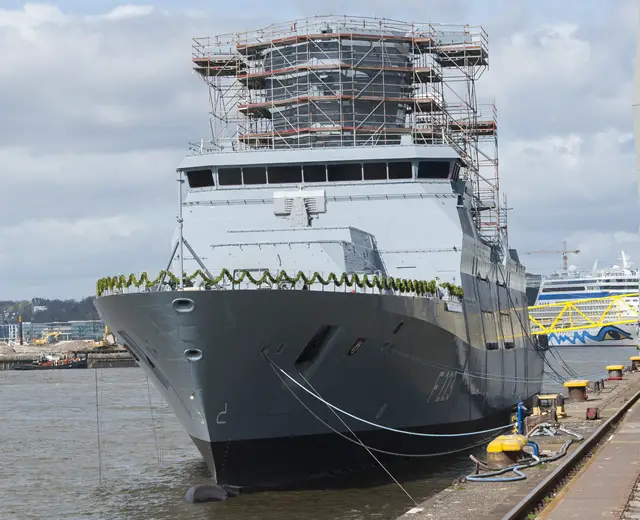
[523,241,580,272]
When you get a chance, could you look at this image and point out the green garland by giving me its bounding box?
[96,269,464,298]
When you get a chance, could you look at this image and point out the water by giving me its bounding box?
[1,346,636,520]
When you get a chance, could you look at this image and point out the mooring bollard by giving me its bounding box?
[532,395,541,416]
[556,394,567,418]
[586,407,600,420]
[630,356,640,371]
[564,380,589,401]
[606,365,624,380]
[486,434,527,469]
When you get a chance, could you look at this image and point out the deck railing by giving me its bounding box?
[96,269,464,301]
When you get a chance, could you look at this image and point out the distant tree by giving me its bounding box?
[0,297,98,323]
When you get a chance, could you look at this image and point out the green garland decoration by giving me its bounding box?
[96,269,464,298]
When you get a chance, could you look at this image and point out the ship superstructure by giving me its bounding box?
[94,16,545,488]
[529,252,639,346]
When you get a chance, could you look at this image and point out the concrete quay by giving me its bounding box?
[537,390,640,519]
[396,370,640,520]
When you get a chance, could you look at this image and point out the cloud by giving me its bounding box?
[0,1,638,299]
[0,4,68,38]
[98,5,154,21]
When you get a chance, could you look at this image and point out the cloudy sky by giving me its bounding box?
[1,1,638,300]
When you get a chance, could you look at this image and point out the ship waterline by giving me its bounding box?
[96,288,542,487]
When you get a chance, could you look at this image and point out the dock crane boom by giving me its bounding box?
[523,241,580,272]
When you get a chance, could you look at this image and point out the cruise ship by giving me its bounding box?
[529,252,639,346]
[94,16,545,489]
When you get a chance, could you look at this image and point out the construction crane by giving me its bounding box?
[523,241,580,272]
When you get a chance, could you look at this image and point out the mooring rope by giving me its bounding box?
[271,361,514,438]
[146,376,161,463]
[299,373,419,506]
[265,358,494,458]
[94,369,103,485]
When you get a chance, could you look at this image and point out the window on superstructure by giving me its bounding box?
[541,286,586,293]
[303,164,327,183]
[546,280,589,285]
[388,161,412,179]
[327,163,362,182]
[186,169,214,188]
[417,161,451,179]
[268,165,302,184]
[243,167,267,185]
[363,162,387,180]
[218,168,242,186]
[451,162,461,181]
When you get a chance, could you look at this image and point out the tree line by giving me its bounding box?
[0,297,98,323]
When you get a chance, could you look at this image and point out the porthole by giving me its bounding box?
[173,298,195,313]
[184,349,203,362]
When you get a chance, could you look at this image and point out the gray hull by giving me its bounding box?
[95,288,545,487]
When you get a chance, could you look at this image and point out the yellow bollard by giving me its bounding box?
[532,395,541,416]
[556,394,567,418]
[564,380,589,401]
[606,365,624,380]
[630,356,640,371]
[486,434,527,469]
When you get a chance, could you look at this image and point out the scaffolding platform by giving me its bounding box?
[236,31,430,56]
[435,43,489,67]
[450,120,497,136]
[193,55,246,77]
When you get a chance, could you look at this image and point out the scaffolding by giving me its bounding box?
[191,15,501,244]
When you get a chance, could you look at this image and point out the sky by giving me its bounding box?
[0,1,638,300]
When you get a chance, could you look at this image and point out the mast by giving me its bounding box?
[634,1,640,348]
[635,2,640,196]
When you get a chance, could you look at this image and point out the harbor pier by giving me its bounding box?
[396,368,640,520]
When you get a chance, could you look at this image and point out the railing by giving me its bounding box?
[96,269,464,301]
[528,293,639,335]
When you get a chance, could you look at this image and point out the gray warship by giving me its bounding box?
[95,16,546,488]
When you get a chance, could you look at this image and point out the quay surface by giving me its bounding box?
[397,369,640,520]
[537,392,640,519]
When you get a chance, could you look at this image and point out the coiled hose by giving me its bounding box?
[465,425,582,483]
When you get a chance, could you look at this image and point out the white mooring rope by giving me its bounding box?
[273,362,514,438]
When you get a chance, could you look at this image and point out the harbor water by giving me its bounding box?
[1,346,636,520]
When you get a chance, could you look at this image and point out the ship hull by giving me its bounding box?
[95,288,544,488]
[191,410,510,488]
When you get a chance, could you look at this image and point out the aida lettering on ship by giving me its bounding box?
[93,16,545,489]
[529,253,639,347]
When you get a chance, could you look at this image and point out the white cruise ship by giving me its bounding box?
[529,252,639,346]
